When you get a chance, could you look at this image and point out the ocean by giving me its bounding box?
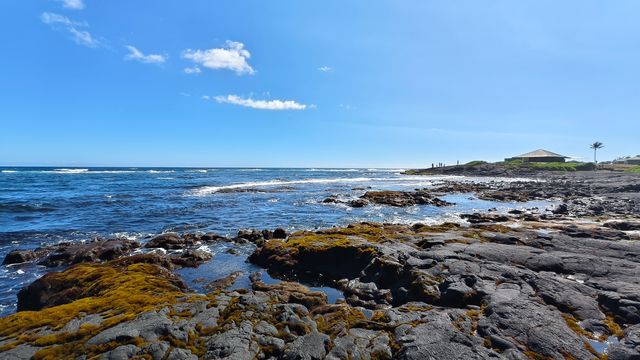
[0,167,548,315]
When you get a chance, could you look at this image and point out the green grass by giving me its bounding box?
[625,166,640,173]
[504,160,594,171]
[465,160,487,166]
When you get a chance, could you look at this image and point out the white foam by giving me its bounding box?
[1,170,16,173]
[196,245,213,254]
[191,175,536,196]
[93,170,136,174]
[192,177,376,195]
[53,168,89,173]
[148,170,175,173]
[366,168,407,172]
[45,169,135,174]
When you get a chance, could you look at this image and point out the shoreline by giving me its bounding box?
[1,170,639,359]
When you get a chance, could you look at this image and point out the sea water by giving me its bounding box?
[0,167,549,315]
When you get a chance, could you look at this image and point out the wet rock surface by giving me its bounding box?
[427,171,640,217]
[1,171,639,359]
[323,190,453,208]
[2,238,140,267]
[247,192,640,359]
[360,190,454,207]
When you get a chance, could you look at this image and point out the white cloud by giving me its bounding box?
[58,0,85,10]
[69,27,99,48]
[40,12,86,27]
[124,45,166,64]
[41,12,99,48]
[318,66,332,72]
[202,95,210,100]
[182,41,255,75]
[212,95,309,110]
[184,66,201,74]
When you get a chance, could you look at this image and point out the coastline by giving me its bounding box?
[1,170,639,359]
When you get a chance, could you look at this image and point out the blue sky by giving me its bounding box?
[1,0,639,167]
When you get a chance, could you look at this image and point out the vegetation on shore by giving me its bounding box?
[503,160,594,171]
[464,160,487,166]
[403,159,595,175]
[625,166,640,173]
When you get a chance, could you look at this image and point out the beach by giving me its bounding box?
[0,168,639,359]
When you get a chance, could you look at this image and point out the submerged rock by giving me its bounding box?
[360,190,453,207]
[204,271,244,290]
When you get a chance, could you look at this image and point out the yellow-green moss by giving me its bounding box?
[562,314,594,339]
[523,350,548,360]
[281,229,381,258]
[413,223,461,234]
[160,329,205,358]
[604,314,624,338]
[397,304,433,313]
[314,305,367,337]
[466,308,482,334]
[0,262,188,358]
[1,263,183,337]
[472,224,513,233]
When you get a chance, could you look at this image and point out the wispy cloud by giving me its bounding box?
[182,41,255,75]
[212,95,309,110]
[41,12,100,48]
[58,0,85,10]
[69,28,99,48]
[40,12,86,27]
[318,66,332,72]
[124,45,166,64]
[183,66,201,74]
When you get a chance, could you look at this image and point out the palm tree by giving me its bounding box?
[590,141,604,164]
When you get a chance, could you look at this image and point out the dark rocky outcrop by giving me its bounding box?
[604,220,640,231]
[2,249,38,265]
[17,258,186,312]
[38,238,140,267]
[168,249,213,268]
[323,190,453,208]
[3,238,141,267]
[4,215,640,359]
[360,190,453,207]
[144,232,197,250]
[2,172,640,359]
[460,213,510,224]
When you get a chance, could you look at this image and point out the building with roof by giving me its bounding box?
[505,149,569,163]
[614,156,640,165]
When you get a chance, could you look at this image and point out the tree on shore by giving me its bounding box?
[590,141,604,164]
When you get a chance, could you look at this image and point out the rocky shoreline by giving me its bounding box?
[1,171,639,359]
